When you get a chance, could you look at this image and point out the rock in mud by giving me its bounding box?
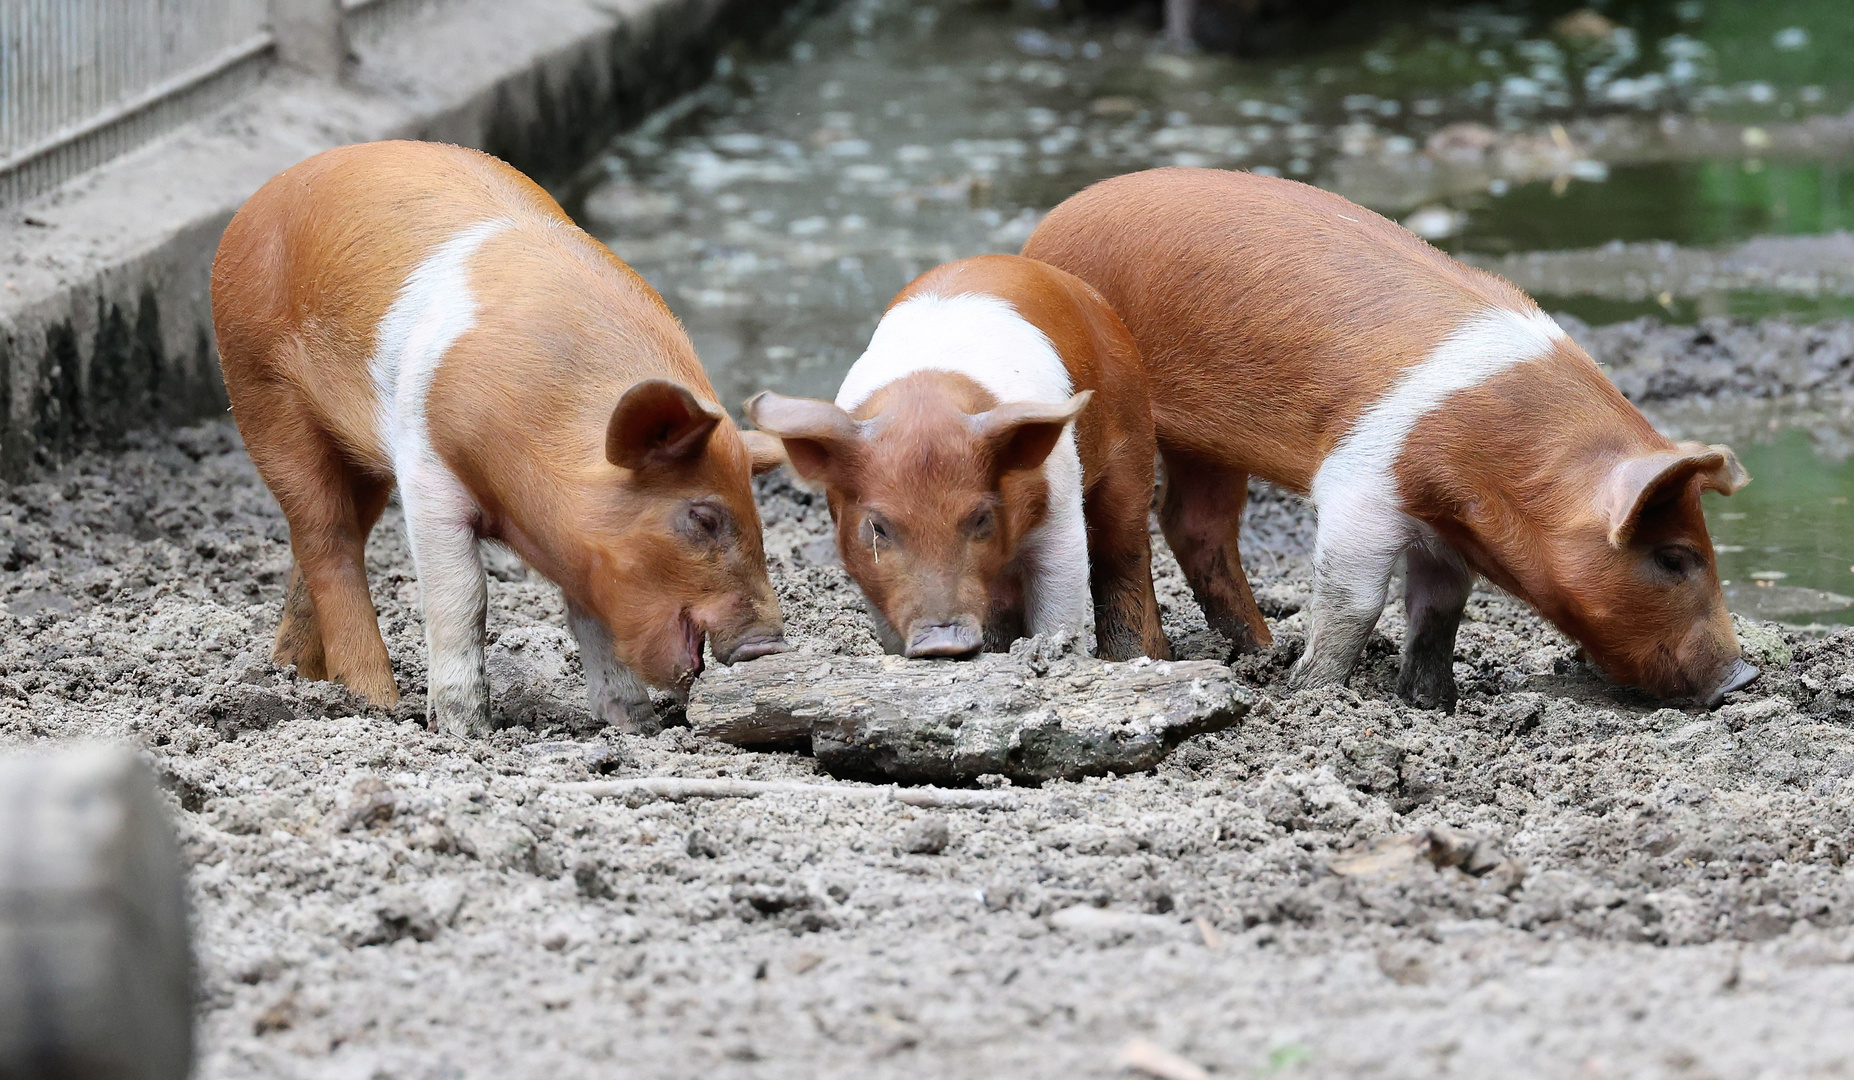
[687,644,1253,784]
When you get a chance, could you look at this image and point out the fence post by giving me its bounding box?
[270,0,348,79]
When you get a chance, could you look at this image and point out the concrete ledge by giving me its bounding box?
[0,0,809,480]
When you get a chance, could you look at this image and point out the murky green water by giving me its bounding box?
[1454,159,1854,254]
[1702,427,1854,624]
[576,0,1854,621]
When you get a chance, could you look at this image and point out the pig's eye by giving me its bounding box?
[679,501,731,542]
[866,515,893,544]
[964,506,996,540]
[1653,546,1695,577]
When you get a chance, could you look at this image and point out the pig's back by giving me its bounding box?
[214,141,570,465]
[836,290,1078,414]
[1023,167,1538,492]
[214,141,701,476]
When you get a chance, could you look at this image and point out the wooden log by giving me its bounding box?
[687,648,1253,785]
[0,745,192,1080]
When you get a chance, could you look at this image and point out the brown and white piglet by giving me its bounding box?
[1025,167,1755,708]
[745,255,1169,661]
[211,140,786,737]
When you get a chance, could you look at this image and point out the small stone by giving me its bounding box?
[686,829,726,858]
[574,858,617,900]
[1376,944,1432,986]
[900,815,950,855]
[253,993,296,1036]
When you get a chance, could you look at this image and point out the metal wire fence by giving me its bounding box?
[0,0,274,207]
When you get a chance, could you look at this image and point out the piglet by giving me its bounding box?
[1025,167,1756,708]
[211,140,786,736]
[745,254,1169,661]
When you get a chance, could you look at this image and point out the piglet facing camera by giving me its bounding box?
[746,254,1171,663]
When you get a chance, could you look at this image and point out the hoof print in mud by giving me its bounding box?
[686,647,1253,784]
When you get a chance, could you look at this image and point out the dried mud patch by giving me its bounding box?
[2,419,1853,1078]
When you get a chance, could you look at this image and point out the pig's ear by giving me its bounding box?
[742,391,862,486]
[607,379,725,470]
[1599,441,1751,547]
[976,390,1093,475]
[738,430,788,476]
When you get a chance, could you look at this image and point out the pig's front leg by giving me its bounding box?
[566,600,654,731]
[1398,534,1472,712]
[402,477,492,738]
[1288,508,1410,691]
[1021,497,1096,653]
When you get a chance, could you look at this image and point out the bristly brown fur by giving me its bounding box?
[1025,167,1746,699]
[750,254,1170,661]
[212,140,783,709]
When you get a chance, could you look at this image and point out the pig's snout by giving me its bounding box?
[717,632,788,665]
[905,619,983,660]
[1703,658,1760,707]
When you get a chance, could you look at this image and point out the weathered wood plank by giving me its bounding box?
[687,647,1253,784]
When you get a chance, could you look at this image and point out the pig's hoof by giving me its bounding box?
[1219,622,1270,660]
[429,692,494,739]
[1396,669,1458,713]
[590,695,655,735]
[1284,657,1326,692]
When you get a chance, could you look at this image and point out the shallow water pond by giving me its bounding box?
[1700,425,1854,624]
[576,0,1854,622]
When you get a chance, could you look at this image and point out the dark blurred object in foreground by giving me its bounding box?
[0,745,193,1080]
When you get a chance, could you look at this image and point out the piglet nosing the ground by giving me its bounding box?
[212,141,786,737]
[1025,167,1756,708]
[746,255,1170,661]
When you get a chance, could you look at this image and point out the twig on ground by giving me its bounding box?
[1115,1038,1210,1080]
[559,776,1018,809]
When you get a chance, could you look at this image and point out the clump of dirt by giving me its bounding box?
[2,412,1852,1078]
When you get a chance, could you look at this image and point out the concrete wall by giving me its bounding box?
[0,0,810,480]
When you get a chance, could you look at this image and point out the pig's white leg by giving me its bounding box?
[1399,532,1473,711]
[566,599,653,732]
[369,218,511,738]
[1019,483,1096,653]
[1289,501,1414,690]
[400,471,492,738]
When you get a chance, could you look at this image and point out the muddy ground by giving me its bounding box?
[3,319,1854,1079]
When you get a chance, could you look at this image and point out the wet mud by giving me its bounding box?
[3,320,1854,1075]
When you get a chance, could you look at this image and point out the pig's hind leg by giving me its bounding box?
[272,474,392,682]
[1157,453,1272,656]
[240,386,398,706]
[567,600,654,732]
[1397,534,1472,712]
